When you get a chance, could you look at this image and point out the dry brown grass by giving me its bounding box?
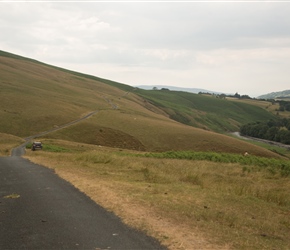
[0,56,127,136]
[44,109,283,158]
[226,97,272,109]
[0,133,24,156]
[24,139,290,250]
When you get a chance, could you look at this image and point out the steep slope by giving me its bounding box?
[0,52,132,137]
[43,109,280,157]
[135,89,276,132]
[0,50,280,157]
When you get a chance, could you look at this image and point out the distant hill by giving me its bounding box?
[136,85,222,95]
[258,90,290,99]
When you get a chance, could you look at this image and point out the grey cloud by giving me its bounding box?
[1,2,290,96]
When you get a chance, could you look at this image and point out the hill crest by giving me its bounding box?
[258,89,290,99]
[136,85,222,95]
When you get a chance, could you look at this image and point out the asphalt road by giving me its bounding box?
[0,155,166,250]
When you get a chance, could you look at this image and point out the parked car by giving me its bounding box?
[31,141,42,151]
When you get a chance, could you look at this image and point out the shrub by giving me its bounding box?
[140,151,290,178]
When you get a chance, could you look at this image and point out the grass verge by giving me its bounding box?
[24,139,290,250]
[0,133,24,156]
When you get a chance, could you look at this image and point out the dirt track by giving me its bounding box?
[12,111,99,157]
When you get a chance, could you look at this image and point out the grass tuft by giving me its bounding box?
[0,133,24,156]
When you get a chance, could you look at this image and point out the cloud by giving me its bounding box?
[1,2,290,96]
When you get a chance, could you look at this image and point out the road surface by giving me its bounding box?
[0,155,166,249]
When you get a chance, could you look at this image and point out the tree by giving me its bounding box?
[240,95,251,99]
[240,118,290,145]
[257,124,269,139]
[279,106,285,112]
[286,120,290,130]
[234,92,240,98]
[265,127,279,141]
[276,129,290,144]
[267,119,276,127]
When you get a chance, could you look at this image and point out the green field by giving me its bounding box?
[136,89,276,132]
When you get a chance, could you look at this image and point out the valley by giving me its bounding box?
[1,50,290,249]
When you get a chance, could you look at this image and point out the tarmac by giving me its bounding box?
[0,155,166,250]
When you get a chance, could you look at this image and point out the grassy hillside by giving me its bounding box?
[258,89,290,99]
[0,50,135,93]
[228,97,290,118]
[42,109,281,157]
[135,89,276,132]
[0,50,281,157]
[0,51,129,137]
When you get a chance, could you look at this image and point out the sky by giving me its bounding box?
[1,1,290,97]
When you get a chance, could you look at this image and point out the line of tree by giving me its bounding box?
[198,92,252,99]
[240,118,290,145]
[277,101,290,112]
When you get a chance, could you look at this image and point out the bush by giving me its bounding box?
[140,151,290,178]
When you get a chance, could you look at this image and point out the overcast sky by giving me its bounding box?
[1,1,290,97]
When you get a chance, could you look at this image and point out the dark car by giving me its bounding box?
[31,141,42,151]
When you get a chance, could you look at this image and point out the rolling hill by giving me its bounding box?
[258,89,290,99]
[134,89,276,132]
[0,50,281,157]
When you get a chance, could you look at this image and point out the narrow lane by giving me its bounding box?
[0,156,166,249]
